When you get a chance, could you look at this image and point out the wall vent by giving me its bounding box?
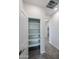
[47,0,57,9]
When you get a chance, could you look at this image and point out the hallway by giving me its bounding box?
[29,39,59,59]
[19,0,59,59]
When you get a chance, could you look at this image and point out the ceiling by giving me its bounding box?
[23,0,59,8]
[23,0,59,16]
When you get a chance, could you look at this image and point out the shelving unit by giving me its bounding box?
[28,18,40,48]
[29,38,40,41]
[29,43,40,47]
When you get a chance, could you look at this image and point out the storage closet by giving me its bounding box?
[28,18,40,49]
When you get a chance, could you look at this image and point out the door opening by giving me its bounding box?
[28,18,40,59]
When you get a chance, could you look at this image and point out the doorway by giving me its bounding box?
[28,18,40,59]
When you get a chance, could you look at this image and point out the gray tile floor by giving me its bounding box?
[29,39,59,59]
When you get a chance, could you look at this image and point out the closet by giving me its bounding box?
[28,18,40,50]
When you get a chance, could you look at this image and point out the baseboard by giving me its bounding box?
[41,51,45,54]
[49,41,59,50]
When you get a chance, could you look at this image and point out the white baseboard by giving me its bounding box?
[49,41,53,46]
[49,41,59,50]
[41,51,45,54]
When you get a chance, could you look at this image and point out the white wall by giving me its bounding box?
[20,3,46,55]
[24,3,46,54]
[49,11,59,49]
[19,3,59,59]
[19,11,28,59]
[19,0,29,59]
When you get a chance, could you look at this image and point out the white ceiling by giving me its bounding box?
[23,0,59,8]
[23,0,59,16]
